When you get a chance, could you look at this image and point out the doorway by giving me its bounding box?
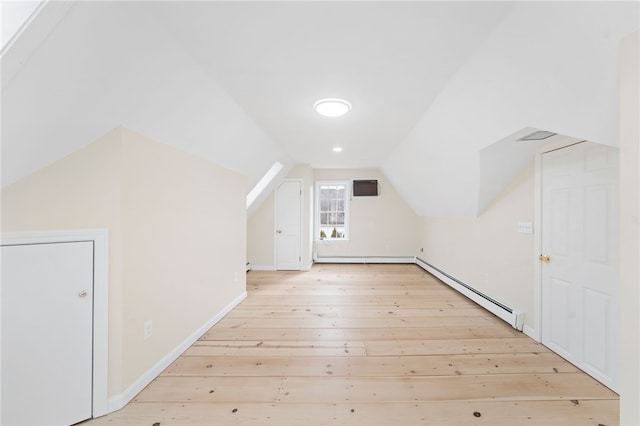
[0,229,109,423]
[275,179,302,270]
[539,141,619,391]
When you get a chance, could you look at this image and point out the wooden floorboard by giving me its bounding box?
[84,264,619,425]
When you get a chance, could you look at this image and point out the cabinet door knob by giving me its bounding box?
[79,291,88,298]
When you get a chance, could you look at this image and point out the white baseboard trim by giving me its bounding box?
[302,262,313,271]
[314,256,415,264]
[106,291,247,415]
[522,325,539,341]
[250,265,276,271]
[416,257,524,331]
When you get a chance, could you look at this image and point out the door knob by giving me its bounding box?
[538,254,551,263]
[78,291,88,298]
[276,230,283,234]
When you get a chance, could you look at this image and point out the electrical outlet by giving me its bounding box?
[518,222,534,234]
[144,320,153,340]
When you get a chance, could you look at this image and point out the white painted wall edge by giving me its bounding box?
[0,228,110,417]
[105,291,247,415]
[522,325,538,340]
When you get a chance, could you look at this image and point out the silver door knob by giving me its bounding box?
[276,230,283,234]
[79,291,88,298]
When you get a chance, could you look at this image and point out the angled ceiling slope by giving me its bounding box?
[383,1,639,218]
[2,2,638,219]
[1,1,290,193]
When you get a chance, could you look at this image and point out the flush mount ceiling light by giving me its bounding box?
[314,98,351,117]
[332,147,343,152]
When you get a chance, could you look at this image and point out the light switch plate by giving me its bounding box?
[518,222,533,234]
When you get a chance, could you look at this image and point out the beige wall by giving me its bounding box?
[313,169,418,258]
[247,191,276,269]
[416,161,535,329]
[247,168,419,268]
[247,164,315,270]
[1,127,127,393]
[1,126,247,397]
[619,30,639,426]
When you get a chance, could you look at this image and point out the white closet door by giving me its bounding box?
[2,241,94,425]
[275,180,302,270]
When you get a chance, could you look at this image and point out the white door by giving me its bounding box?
[2,241,94,425]
[275,180,302,270]
[541,142,619,391]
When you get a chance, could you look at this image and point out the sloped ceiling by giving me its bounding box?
[2,1,638,217]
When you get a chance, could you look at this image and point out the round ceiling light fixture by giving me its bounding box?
[313,98,352,117]
[332,147,343,152]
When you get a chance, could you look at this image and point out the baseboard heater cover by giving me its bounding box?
[416,257,524,331]
[314,256,415,264]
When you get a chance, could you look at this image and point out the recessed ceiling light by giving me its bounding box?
[332,147,343,152]
[314,98,351,117]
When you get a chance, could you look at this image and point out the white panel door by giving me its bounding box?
[275,180,302,270]
[1,241,94,425]
[541,142,619,391]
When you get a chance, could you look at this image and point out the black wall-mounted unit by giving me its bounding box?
[352,179,379,197]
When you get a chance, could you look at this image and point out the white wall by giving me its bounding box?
[1,126,247,398]
[248,168,419,268]
[619,30,639,426]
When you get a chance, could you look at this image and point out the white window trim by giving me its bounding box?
[315,180,350,241]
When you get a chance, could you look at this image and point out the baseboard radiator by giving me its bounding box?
[314,255,415,264]
[416,257,524,330]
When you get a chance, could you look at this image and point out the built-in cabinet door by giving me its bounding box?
[275,180,302,270]
[1,241,94,425]
[541,142,619,391]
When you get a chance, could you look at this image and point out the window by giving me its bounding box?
[316,181,349,240]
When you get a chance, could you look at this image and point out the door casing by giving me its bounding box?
[533,139,619,391]
[0,229,109,419]
[274,179,303,270]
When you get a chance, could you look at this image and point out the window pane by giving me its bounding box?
[329,212,337,225]
[317,183,348,240]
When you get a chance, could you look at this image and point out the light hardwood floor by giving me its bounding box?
[86,264,619,425]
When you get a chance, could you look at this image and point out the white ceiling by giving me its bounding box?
[1,1,638,217]
[149,1,513,168]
